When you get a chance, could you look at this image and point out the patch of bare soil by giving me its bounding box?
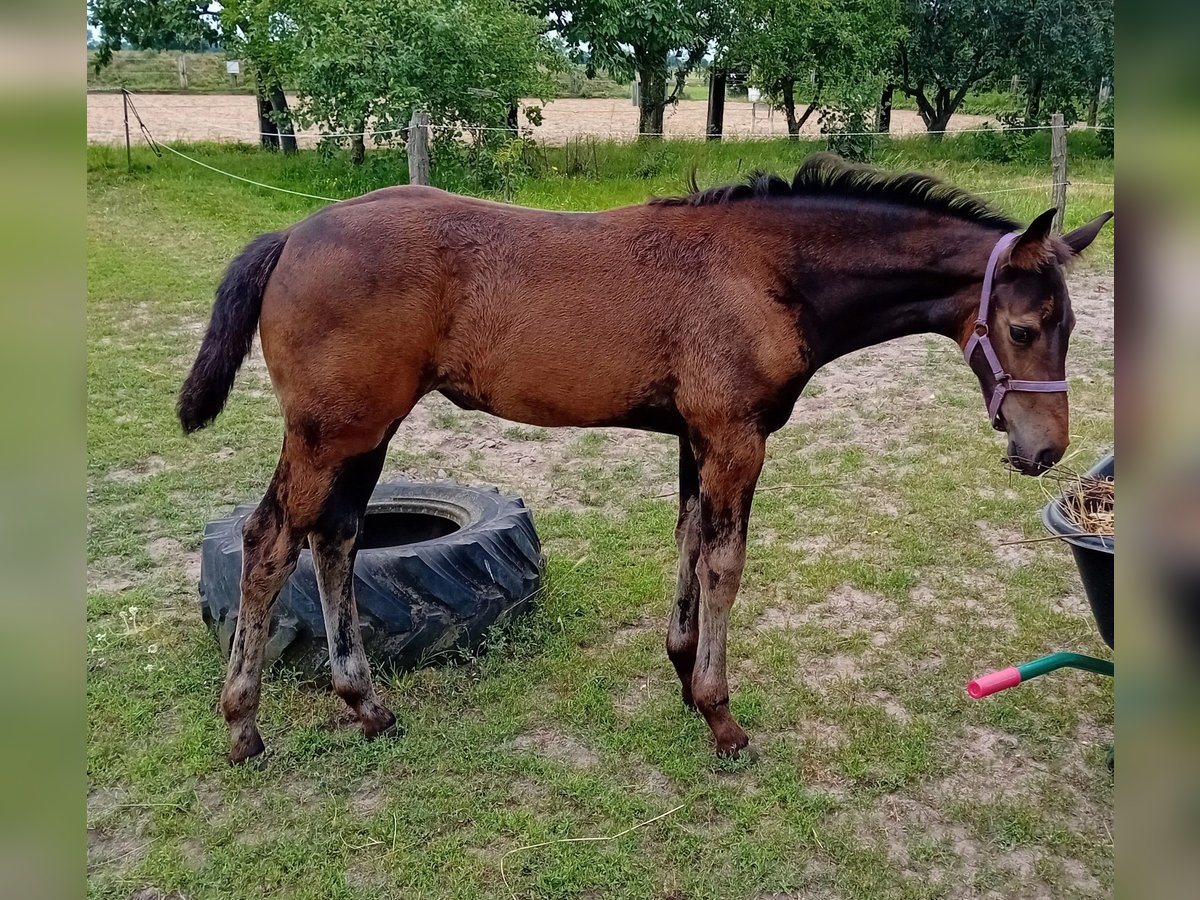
[347,779,388,817]
[758,584,901,644]
[921,577,1020,634]
[508,727,600,768]
[1067,273,1114,348]
[800,653,866,690]
[841,792,1065,898]
[105,456,172,484]
[613,673,655,719]
[87,826,147,875]
[386,394,676,514]
[146,536,202,582]
[88,558,141,594]
[975,521,1036,568]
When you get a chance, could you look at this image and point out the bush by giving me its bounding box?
[1098,102,1114,157]
[969,114,1041,164]
[820,87,877,163]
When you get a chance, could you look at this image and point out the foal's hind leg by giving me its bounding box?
[667,437,702,709]
[308,437,396,738]
[222,440,329,762]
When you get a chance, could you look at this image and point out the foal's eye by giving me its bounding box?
[1009,325,1035,345]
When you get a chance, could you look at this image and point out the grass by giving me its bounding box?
[87,138,1113,899]
[88,50,256,95]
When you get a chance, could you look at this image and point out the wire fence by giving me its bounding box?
[90,89,1112,147]
[108,89,1114,207]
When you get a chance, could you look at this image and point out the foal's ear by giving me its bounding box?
[1008,208,1059,269]
[1062,211,1114,256]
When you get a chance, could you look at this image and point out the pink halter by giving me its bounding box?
[964,232,1068,430]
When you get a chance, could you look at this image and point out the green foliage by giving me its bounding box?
[88,0,220,70]
[898,0,1114,133]
[898,0,1023,131]
[730,0,901,128]
[545,1,714,83]
[223,0,558,158]
[1098,102,1114,157]
[1010,0,1113,125]
[542,0,717,130]
[819,83,879,163]
[968,125,1034,166]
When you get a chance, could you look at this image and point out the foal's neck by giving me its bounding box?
[783,208,1007,367]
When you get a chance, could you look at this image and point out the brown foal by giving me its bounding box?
[180,153,1111,762]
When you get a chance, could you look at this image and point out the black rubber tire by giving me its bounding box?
[198,480,543,676]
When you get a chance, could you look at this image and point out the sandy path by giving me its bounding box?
[88,93,992,146]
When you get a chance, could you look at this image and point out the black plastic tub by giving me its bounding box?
[1041,453,1114,648]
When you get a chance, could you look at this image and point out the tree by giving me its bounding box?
[729,0,901,139]
[1010,0,1113,125]
[88,0,220,69]
[220,1,299,154]
[544,1,717,137]
[897,0,1021,135]
[266,0,556,163]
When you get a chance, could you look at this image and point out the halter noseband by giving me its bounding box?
[963,231,1068,430]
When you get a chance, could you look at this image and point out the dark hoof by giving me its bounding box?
[711,721,752,759]
[229,729,266,765]
[361,707,397,740]
[716,740,757,762]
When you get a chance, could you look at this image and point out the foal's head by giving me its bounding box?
[968,208,1113,474]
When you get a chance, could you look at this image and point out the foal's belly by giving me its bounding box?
[436,365,682,434]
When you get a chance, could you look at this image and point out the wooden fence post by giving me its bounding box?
[123,88,132,172]
[408,110,431,186]
[1051,112,1067,233]
[706,69,726,141]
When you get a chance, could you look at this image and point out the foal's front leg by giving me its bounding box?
[691,430,765,756]
[667,437,702,708]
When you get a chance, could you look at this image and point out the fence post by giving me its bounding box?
[123,88,132,173]
[408,110,431,186]
[1051,112,1067,232]
[706,69,726,141]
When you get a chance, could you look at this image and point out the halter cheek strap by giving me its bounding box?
[963,231,1069,430]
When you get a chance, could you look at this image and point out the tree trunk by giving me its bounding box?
[878,83,894,133]
[928,110,953,139]
[1086,82,1099,127]
[636,64,666,138]
[782,78,799,139]
[925,86,955,140]
[350,125,366,165]
[1025,74,1043,123]
[256,89,279,150]
[268,86,298,155]
[706,69,726,140]
[506,103,519,134]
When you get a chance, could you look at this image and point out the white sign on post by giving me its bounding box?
[226,60,241,75]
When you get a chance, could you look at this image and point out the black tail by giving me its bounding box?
[178,231,288,433]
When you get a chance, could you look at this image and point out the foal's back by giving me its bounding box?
[259,186,801,441]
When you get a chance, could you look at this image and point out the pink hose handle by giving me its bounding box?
[967,666,1022,699]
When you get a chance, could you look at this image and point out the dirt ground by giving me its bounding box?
[87,93,993,146]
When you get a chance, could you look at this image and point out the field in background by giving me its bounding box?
[87,138,1114,899]
[86,50,702,100]
[88,92,991,147]
[86,51,1023,118]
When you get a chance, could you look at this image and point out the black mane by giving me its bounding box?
[651,152,1018,231]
